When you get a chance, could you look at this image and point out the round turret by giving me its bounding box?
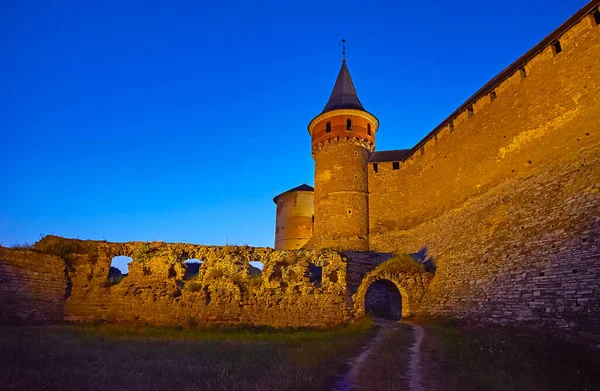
[273,184,314,250]
[307,61,378,251]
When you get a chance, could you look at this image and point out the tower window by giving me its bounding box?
[326,122,331,133]
[490,91,497,102]
[467,105,474,118]
[346,119,352,130]
[551,40,562,55]
[392,162,400,170]
[519,66,527,79]
[449,120,455,133]
[373,163,378,173]
[593,8,600,25]
[367,123,371,135]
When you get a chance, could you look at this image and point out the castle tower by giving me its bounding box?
[307,60,378,250]
[273,184,314,250]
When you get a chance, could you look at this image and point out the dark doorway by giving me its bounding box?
[364,279,402,320]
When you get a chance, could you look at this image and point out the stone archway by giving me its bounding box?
[364,279,403,320]
[352,257,432,319]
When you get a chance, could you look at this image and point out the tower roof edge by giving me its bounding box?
[321,61,365,114]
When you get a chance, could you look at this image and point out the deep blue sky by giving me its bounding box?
[1,0,590,248]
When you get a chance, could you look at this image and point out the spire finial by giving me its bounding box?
[339,39,346,62]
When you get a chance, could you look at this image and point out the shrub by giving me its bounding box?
[106,274,127,286]
[379,253,425,275]
[133,243,153,264]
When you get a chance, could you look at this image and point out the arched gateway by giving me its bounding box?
[352,256,432,319]
[364,279,403,320]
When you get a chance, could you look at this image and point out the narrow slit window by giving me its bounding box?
[490,91,497,102]
[519,66,527,79]
[449,120,455,133]
[367,123,371,135]
[467,105,474,118]
[594,8,600,25]
[392,161,400,170]
[373,163,378,173]
[346,119,352,130]
[551,40,562,55]
[326,122,331,133]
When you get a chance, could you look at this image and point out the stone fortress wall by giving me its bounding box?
[368,5,600,341]
[0,236,432,328]
[0,2,599,345]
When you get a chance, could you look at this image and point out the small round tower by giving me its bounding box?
[273,184,314,250]
[308,60,378,250]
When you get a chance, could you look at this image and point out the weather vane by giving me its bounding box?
[339,39,346,62]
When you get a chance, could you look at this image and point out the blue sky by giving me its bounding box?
[1,0,590,249]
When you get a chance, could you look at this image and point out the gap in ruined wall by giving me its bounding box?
[364,279,402,320]
[307,263,322,287]
[107,256,131,285]
[184,259,203,280]
[248,261,264,276]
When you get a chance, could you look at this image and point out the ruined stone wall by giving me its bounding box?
[345,252,432,319]
[17,236,349,328]
[0,248,67,322]
[368,12,600,342]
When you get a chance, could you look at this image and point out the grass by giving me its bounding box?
[378,253,425,275]
[3,318,597,390]
[8,242,33,249]
[0,320,373,391]
[418,320,600,391]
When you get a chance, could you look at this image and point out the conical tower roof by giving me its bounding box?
[321,60,365,114]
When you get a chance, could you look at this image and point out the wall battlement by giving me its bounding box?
[404,1,600,162]
[365,1,600,344]
[370,3,600,168]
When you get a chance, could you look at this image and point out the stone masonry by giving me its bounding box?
[0,2,599,346]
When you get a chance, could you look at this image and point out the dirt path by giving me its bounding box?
[407,323,425,391]
[330,320,425,391]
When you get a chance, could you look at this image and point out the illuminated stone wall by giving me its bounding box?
[367,12,600,342]
[274,191,314,250]
[0,236,350,327]
[0,248,67,322]
[308,110,378,251]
